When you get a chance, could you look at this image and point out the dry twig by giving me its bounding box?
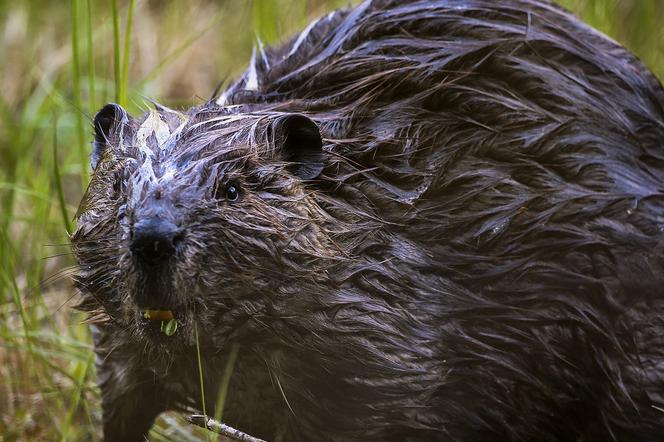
[187,414,267,442]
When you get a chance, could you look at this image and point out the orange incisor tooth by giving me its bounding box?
[143,310,174,321]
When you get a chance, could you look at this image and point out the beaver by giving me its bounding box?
[71,0,664,440]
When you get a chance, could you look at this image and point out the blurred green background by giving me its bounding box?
[0,0,662,440]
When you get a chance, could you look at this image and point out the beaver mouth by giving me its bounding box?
[141,309,174,321]
[138,308,180,336]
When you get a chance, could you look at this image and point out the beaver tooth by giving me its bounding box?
[142,309,174,321]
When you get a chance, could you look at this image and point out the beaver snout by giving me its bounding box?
[130,217,183,266]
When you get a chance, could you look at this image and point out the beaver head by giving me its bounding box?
[72,102,346,352]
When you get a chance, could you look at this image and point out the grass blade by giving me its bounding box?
[252,0,279,44]
[120,0,135,107]
[71,0,87,190]
[214,343,239,423]
[111,0,121,104]
[194,323,211,442]
[53,116,73,236]
[61,352,95,441]
[86,0,95,112]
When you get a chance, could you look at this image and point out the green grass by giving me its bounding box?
[0,0,662,440]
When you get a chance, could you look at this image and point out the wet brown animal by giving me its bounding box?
[72,0,664,440]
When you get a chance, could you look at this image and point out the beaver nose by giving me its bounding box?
[130,218,182,265]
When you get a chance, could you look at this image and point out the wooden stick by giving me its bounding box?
[187,414,267,442]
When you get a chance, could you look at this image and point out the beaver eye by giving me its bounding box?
[225,183,240,202]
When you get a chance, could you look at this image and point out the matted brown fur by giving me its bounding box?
[72,0,664,440]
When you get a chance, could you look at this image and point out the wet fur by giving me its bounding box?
[72,0,664,440]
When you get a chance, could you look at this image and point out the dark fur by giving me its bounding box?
[72,0,664,440]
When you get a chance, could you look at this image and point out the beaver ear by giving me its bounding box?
[273,114,325,180]
[92,103,128,170]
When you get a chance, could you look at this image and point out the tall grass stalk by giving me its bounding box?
[111,0,121,104]
[214,344,239,423]
[252,0,279,44]
[194,323,211,442]
[86,0,96,112]
[52,116,73,235]
[61,352,95,441]
[71,0,87,189]
[120,0,135,107]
